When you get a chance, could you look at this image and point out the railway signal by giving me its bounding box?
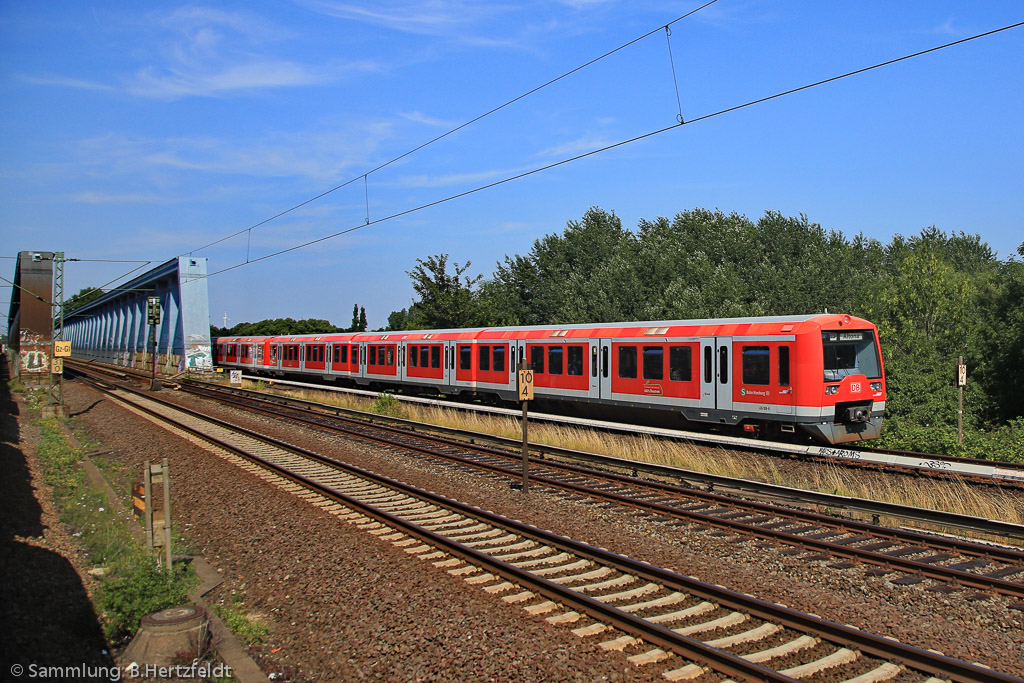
[147,296,160,390]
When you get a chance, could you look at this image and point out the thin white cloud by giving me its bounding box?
[399,111,458,128]
[20,5,375,100]
[19,75,115,92]
[127,60,337,99]
[70,191,168,205]
[535,135,616,158]
[295,0,507,36]
[75,123,394,182]
[397,165,531,188]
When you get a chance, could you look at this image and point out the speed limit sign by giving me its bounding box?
[517,369,534,401]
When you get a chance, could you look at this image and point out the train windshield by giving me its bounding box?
[822,330,881,381]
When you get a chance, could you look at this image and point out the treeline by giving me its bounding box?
[387,207,1024,459]
[210,304,367,338]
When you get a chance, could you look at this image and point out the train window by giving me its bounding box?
[493,346,506,373]
[719,346,729,384]
[567,346,583,376]
[822,331,882,380]
[385,346,394,366]
[548,347,564,375]
[342,345,348,364]
[602,346,608,378]
[409,346,418,367]
[459,345,471,371]
[378,346,387,366]
[779,346,790,386]
[643,346,663,380]
[742,346,770,385]
[479,346,491,371]
[592,347,598,377]
[271,346,278,361]
[530,346,545,374]
[431,345,441,369]
[704,346,712,383]
[669,346,691,381]
[618,346,637,379]
[368,346,376,366]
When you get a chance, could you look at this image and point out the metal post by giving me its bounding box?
[151,325,158,391]
[957,355,964,445]
[50,252,64,407]
[521,399,529,493]
[144,460,153,550]
[162,457,172,571]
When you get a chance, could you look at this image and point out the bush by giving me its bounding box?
[96,553,195,643]
[878,417,1024,463]
[372,392,405,418]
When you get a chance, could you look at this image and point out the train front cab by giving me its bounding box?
[798,318,885,444]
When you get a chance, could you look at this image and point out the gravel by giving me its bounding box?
[62,380,1024,680]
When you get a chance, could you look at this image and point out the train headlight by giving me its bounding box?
[870,381,882,391]
[825,385,839,395]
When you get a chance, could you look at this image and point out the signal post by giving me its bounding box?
[517,361,534,492]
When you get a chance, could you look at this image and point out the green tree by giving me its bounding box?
[386,308,411,331]
[406,254,482,330]
[64,286,104,314]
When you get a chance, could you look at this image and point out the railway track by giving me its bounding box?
[169,377,1024,604]
[228,372,1024,486]
[72,370,1024,683]
[64,359,1024,486]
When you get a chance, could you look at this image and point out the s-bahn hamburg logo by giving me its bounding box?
[740,388,770,397]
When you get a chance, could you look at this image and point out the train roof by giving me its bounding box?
[213,314,875,345]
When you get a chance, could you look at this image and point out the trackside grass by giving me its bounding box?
[240,380,1024,532]
[33,416,196,643]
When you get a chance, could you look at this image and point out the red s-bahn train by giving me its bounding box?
[213,313,886,445]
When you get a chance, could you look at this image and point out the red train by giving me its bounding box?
[213,314,886,445]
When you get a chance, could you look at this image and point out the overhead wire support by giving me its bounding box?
[364,174,370,225]
[665,26,685,124]
[201,18,1024,279]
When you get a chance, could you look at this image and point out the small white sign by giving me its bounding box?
[229,370,242,386]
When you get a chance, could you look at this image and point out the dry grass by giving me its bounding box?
[236,379,1024,534]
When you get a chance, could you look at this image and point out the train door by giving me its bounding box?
[588,340,600,397]
[699,337,733,411]
[777,344,794,414]
[598,338,612,398]
[444,342,456,389]
[716,337,733,411]
[357,343,366,379]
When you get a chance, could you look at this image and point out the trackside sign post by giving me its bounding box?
[517,363,534,492]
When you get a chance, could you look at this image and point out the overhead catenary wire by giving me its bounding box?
[202,19,1024,279]
[179,0,722,258]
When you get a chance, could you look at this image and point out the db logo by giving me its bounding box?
[851,382,861,393]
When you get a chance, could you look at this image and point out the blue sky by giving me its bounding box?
[2,2,1022,330]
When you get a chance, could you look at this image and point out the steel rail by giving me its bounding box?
[177,377,1024,542]
[77,376,796,681]
[81,375,1024,683]
[218,370,1024,486]
[167,380,1024,599]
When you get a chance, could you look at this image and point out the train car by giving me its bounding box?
[213,313,885,445]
